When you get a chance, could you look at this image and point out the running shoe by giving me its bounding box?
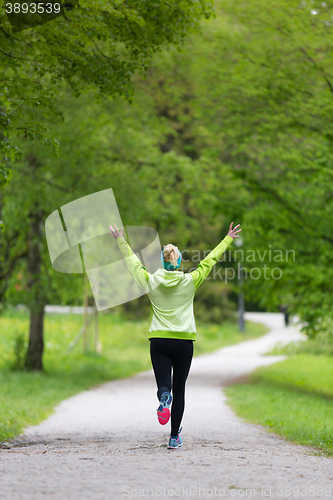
[167,427,183,450]
[157,391,172,425]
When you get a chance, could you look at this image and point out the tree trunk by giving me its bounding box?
[0,190,3,284]
[24,208,46,371]
[0,190,3,312]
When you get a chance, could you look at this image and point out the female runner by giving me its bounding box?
[109,221,241,449]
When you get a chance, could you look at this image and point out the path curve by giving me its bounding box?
[1,313,332,500]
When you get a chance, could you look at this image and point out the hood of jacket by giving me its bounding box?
[151,268,185,288]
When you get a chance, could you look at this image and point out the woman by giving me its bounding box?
[109,221,241,449]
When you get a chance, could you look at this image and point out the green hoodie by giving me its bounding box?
[117,234,234,341]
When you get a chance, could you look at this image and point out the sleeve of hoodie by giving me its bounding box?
[116,236,150,290]
[190,235,234,290]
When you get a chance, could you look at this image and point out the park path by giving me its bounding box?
[1,313,333,500]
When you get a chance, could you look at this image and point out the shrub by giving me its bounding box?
[10,330,28,371]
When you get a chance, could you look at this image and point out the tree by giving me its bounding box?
[130,0,333,337]
[2,83,239,370]
[0,0,215,229]
[204,0,333,337]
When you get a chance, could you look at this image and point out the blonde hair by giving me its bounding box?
[162,244,180,267]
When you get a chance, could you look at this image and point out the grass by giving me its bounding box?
[0,308,268,443]
[267,332,333,357]
[225,354,333,456]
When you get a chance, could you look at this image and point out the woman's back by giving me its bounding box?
[114,229,235,341]
[147,268,196,336]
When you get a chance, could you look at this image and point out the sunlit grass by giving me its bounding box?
[225,354,333,456]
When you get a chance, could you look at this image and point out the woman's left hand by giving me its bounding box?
[109,223,124,239]
[228,221,241,239]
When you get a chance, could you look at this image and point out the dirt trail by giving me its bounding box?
[1,313,332,500]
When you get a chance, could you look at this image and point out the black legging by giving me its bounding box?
[150,337,193,437]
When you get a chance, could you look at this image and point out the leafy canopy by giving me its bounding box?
[0,0,215,202]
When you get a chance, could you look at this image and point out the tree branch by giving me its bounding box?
[300,47,333,94]
[239,173,333,246]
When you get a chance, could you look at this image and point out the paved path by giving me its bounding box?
[1,313,332,500]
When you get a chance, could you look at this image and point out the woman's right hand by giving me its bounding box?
[109,223,124,239]
[228,222,241,239]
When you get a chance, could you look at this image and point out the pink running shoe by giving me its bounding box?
[157,392,172,425]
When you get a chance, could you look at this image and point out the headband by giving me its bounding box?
[161,249,182,270]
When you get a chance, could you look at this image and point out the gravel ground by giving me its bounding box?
[1,313,333,500]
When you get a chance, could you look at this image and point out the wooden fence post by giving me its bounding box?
[94,273,99,353]
[83,273,89,353]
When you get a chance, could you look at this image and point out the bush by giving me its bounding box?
[10,330,28,371]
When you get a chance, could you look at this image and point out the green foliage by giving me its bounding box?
[0,0,215,200]
[205,0,333,338]
[3,0,333,339]
[0,86,241,313]
[131,0,333,338]
[225,354,333,456]
[0,308,267,442]
[9,330,28,371]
